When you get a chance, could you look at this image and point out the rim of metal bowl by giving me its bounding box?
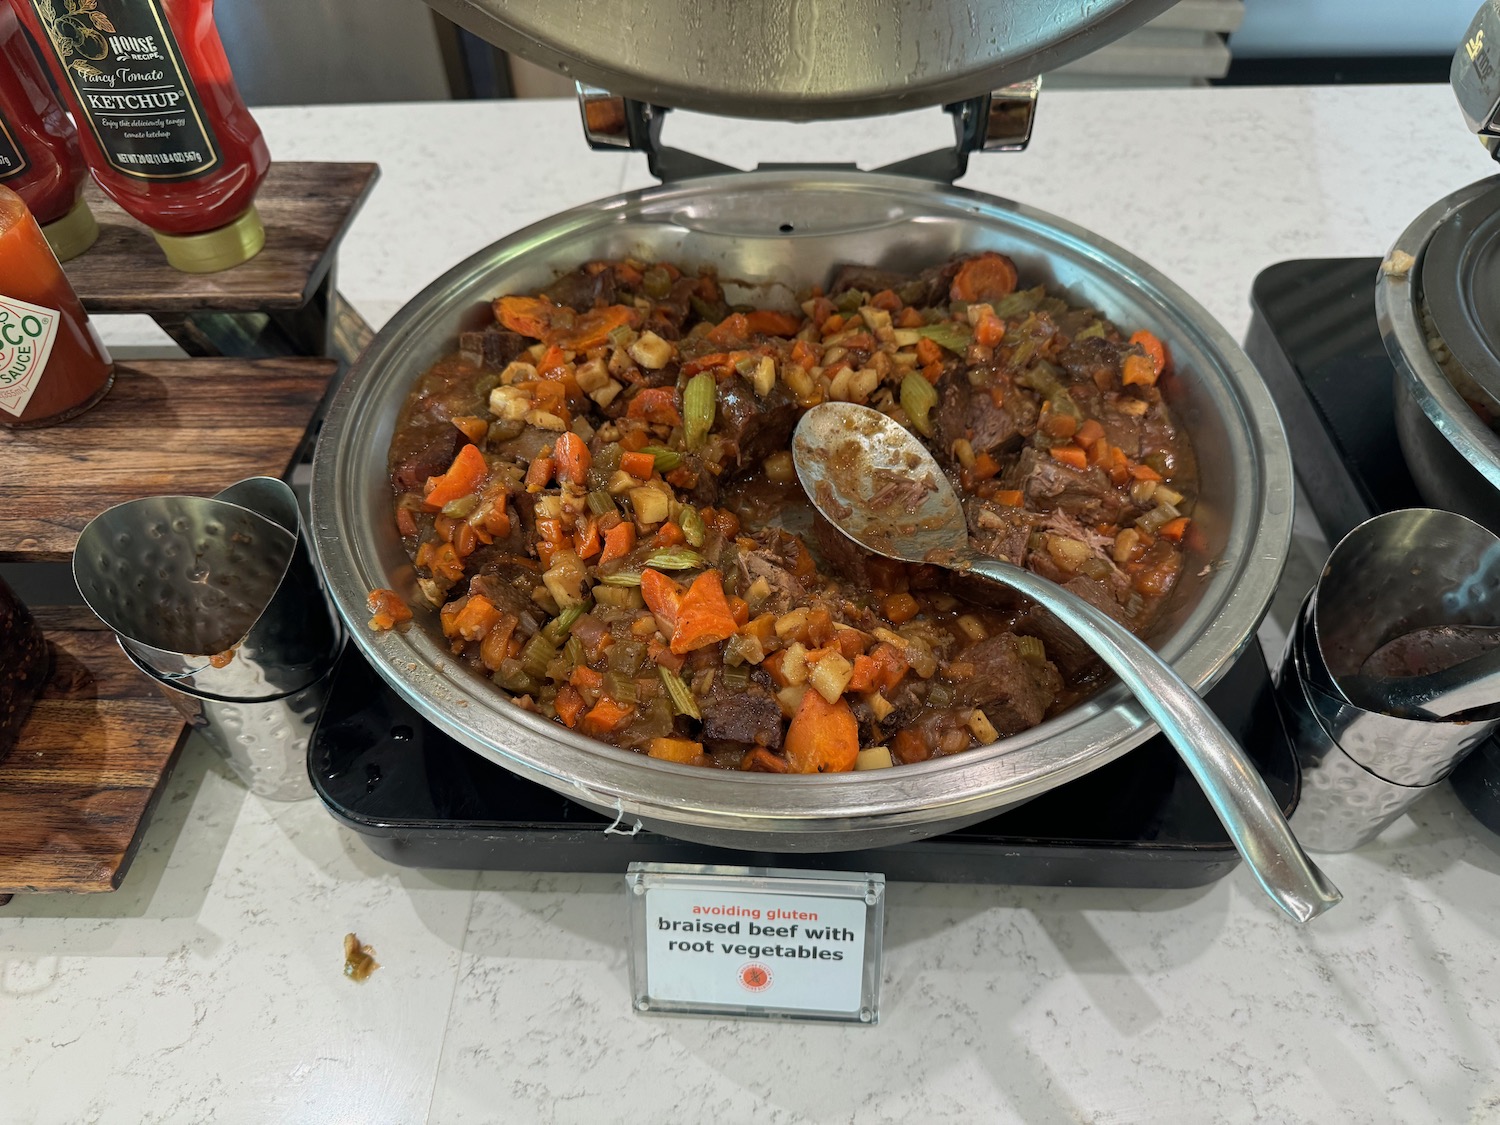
[311,171,1292,838]
[1377,174,1500,491]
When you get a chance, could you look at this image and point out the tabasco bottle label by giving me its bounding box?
[28,0,221,181]
[0,294,60,418]
[0,112,27,181]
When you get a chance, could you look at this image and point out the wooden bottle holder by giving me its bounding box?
[0,162,377,898]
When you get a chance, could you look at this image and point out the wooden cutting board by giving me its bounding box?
[0,606,189,895]
[0,357,338,563]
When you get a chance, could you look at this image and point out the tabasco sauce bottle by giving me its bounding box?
[9,0,270,273]
[0,184,113,425]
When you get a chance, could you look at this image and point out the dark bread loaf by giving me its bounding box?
[0,576,49,763]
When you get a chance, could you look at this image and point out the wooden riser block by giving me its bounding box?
[64,161,379,313]
[0,608,188,895]
[0,357,337,563]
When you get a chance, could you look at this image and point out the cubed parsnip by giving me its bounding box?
[629,486,671,526]
[489,384,530,421]
[542,550,590,609]
[574,357,610,393]
[781,642,810,686]
[855,746,894,771]
[967,709,999,744]
[628,331,673,370]
[753,355,776,397]
[808,651,853,704]
[865,691,894,722]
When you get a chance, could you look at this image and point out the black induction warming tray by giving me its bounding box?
[310,640,1298,888]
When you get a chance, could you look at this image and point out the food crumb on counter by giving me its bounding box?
[1381,250,1416,278]
[343,933,379,981]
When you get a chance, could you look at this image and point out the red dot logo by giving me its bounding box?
[739,962,772,992]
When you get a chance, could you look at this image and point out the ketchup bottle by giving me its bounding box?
[8,0,269,273]
[0,4,97,260]
[0,184,113,426]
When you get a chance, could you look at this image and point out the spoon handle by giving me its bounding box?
[965,555,1342,923]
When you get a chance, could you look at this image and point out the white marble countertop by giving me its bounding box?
[8,86,1500,1125]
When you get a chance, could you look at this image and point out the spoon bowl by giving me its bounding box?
[793,402,1341,923]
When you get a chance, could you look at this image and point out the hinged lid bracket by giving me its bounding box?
[576,79,1041,184]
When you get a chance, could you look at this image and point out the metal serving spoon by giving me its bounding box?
[792,403,1341,924]
[1340,638,1500,718]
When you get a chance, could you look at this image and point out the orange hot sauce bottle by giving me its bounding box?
[0,3,98,260]
[9,0,270,273]
[0,184,113,426]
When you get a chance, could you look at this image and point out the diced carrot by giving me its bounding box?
[820,313,845,335]
[366,588,413,632]
[669,570,739,655]
[833,627,867,659]
[640,568,683,630]
[1075,418,1106,448]
[921,361,945,385]
[707,312,750,346]
[880,593,920,625]
[741,747,790,773]
[615,262,644,287]
[574,517,602,560]
[1108,445,1131,486]
[847,653,878,693]
[553,431,591,485]
[648,737,705,764]
[1042,411,1078,440]
[425,444,488,509]
[620,450,655,480]
[559,305,638,352]
[1158,517,1191,542]
[974,311,1005,348]
[570,665,604,692]
[581,696,636,736]
[891,728,931,765]
[743,309,804,337]
[1050,445,1089,471]
[480,614,518,670]
[995,489,1024,507]
[555,685,586,728]
[741,613,777,645]
[626,387,682,427]
[524,454,555,494]
[680,351,745,377]
[784,690,859,774]
[452,415,489,443]
[494,295,556,339]
[1130,330,1168,376]
[395,507,418,537]
[915,337,944,366]
[871,289,903,312]
[971,452,1000,481]
[599,520,637,565]
[727,595,750,627]
[762,649,789,688]
[1122,353,1159,387]
[537,344,569,377]
[654,521,686,548]
[452,594,502,641]
[619,427,650,452]
[1130,463,1163,482]
[647,636,686,673]
[790,339,819,369]
[895,306,925,328]
[949,252,1019,304]
[869,642,909,693]
[427,542,464,583]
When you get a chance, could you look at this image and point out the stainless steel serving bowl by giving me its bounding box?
[1380,176,1500,532]
[311,171,1293,851]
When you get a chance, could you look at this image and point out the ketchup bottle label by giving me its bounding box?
[0,113,27,181]
[0,294,60,418]
[28,0,221,182]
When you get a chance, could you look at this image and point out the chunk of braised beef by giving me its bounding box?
[540,266,616,313]
[716,380,799,471]
[736,531,809,616]
[488,425,555,468]
[460,325,529,371]
[947,632,1063,734]
[1003,446,1128,526]
[827,257,963,307]
[965,498,1039,566]
[701,683,784,751]
[810,508,874,588]
[390,426,461,494]
[1015,575,1134,681]
[1058,335,1120,388]
[934,371,1032,460]
[467,562,540,620]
